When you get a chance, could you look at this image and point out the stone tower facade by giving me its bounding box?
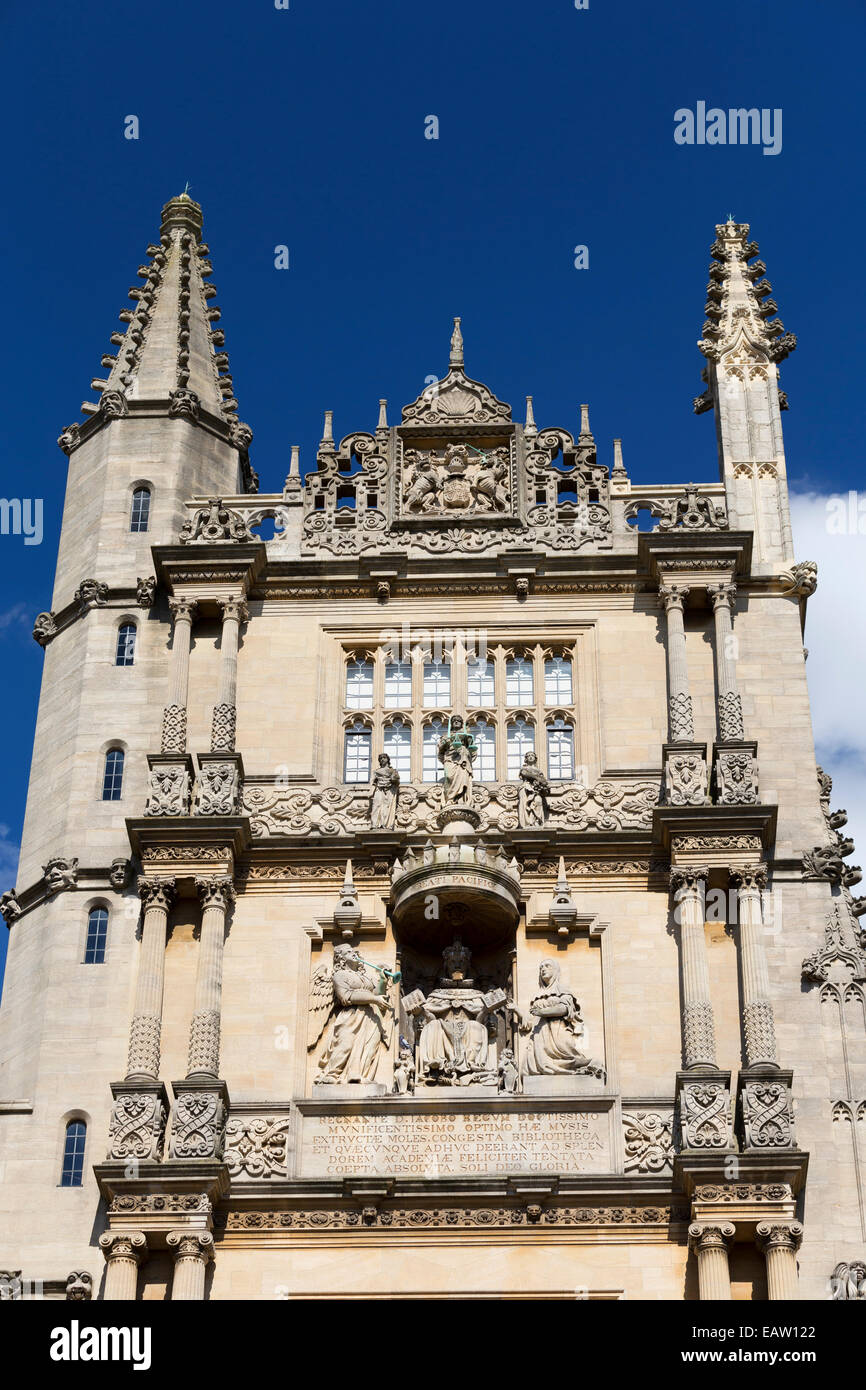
[0,201,862,1302]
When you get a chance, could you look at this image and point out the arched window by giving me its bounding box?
[506,718,535,779]
[102,748,125,801]
[343,721,372,783]
[467,658,495,708]
[345,659,374,710]
[130,487,151,533]
[470,719,496,782]
[422,718,447,783]
[423,658,451,708]
[115,622,136,666]
[84,907,108,964]
[384,660,412,709]
[544,655,573,704]
[547,717,575,781]
[506,656,534,706]
[60,1120,86,1187]
[383,719,411,780]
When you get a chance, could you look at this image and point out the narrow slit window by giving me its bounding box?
[60,1121,86,1187]
[130,487,151,533]
[102,749,124,801]
[115,623,136,667]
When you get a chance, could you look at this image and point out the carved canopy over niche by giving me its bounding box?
[299,321,613,559]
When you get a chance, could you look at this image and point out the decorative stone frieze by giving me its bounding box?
[217,1204,680,1232]
[622,1110,675,1173]
[224,1115,291,1178]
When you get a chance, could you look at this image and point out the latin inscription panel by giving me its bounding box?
[301,1108,611,1177]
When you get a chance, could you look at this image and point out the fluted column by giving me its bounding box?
[659,583,694,741]
[732,866,778,1069]
[211,597,248,752]
[671,867,717,1069]
[708,582,744,740]
[689,1223,735,1300]
[162,598,197,753]
[167,1231,214,1300]
[126,879,175,1079]
[186,877,235,1077]
[99,1232,147,1301]
[757,1222,803,1300]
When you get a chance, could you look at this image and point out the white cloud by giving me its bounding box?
[789,491,866,863]
[0,823,20,887]
[0,603,30,637]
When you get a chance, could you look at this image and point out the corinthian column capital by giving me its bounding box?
[168,596,198,624]
[708,581,737,612]
[659,582,689,612]
[670,865,709,902]
[196,875,236,910]
[137,877,176,911]
[731,865,768,896]
[217,596,249,624]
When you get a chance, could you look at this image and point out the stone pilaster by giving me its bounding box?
[731,866,778,1069]
[187,877,235,1077]
[167,1230,214,1300]
[211,597,248,752]
[756,1222,803,1300]
[688,1222,735,1300]
[99,1231,147,1301]
[162,597,197,753]
[659,583,694,741]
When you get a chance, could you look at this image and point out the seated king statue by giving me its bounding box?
[403,938,507,1087]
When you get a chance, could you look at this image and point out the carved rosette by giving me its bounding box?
[678,1080,733,1150]
[107,1088,167,1161]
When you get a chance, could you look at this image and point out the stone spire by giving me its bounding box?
[692,219,796,569]
[73,193,252,454]
[449,316,464,368]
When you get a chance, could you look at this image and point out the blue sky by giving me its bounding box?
[1,0,864,986]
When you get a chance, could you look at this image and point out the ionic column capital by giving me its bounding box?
[99,1231,148,1265]
[756,1221,803,1254]
[166,1230,215,1264]
[195,876,236,911]
[688,1221,736,1252]
[137,877,176,911]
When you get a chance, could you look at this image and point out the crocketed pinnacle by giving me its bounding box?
[78,192,250,442]
[697,220,796,367]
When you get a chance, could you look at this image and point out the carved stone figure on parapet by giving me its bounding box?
[404,938,507,1087]
[392,1044,415,1095]
[498,1047,520,1093]
[308,944,393,1086]
[518,751,549,827]
[370,753,400,829]
[520,959,604,1079]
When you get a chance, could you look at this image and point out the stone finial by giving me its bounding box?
[376,399,388,432]
[611,438,628,480]
[578,403,592,439]
[160,191,203,238]
[320,409,334,451]
[549,856,578,936]
[334,860,361,937]
[449,316,464,368]
[524,395,537,439]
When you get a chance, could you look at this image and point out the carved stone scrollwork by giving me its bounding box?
[658,484,727,531]
[196,760,241,816]
[622,1111,675,1173]
[169,1087,227,1159]
[740,1076,796,1149]
[715,746,759,804]
[678,1079,733,1150]
[665,750,708,806]
[145,762,191,816]
[224,1115,291,1178]
[179,497,253,544]
[107,1087,167,1161]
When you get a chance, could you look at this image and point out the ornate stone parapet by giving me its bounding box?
[169,1077,230,1161]
[195,752,243,816]
[663,742,709,807]
[756,1221,803,1300]
[688,1221,736,1299]
[106,1080,169,1162]
[145,753,194,817]
[98,1231,147,1301]
[737,1069,797,1151]
[167,1230,214,1301]
[713,740,759,806]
